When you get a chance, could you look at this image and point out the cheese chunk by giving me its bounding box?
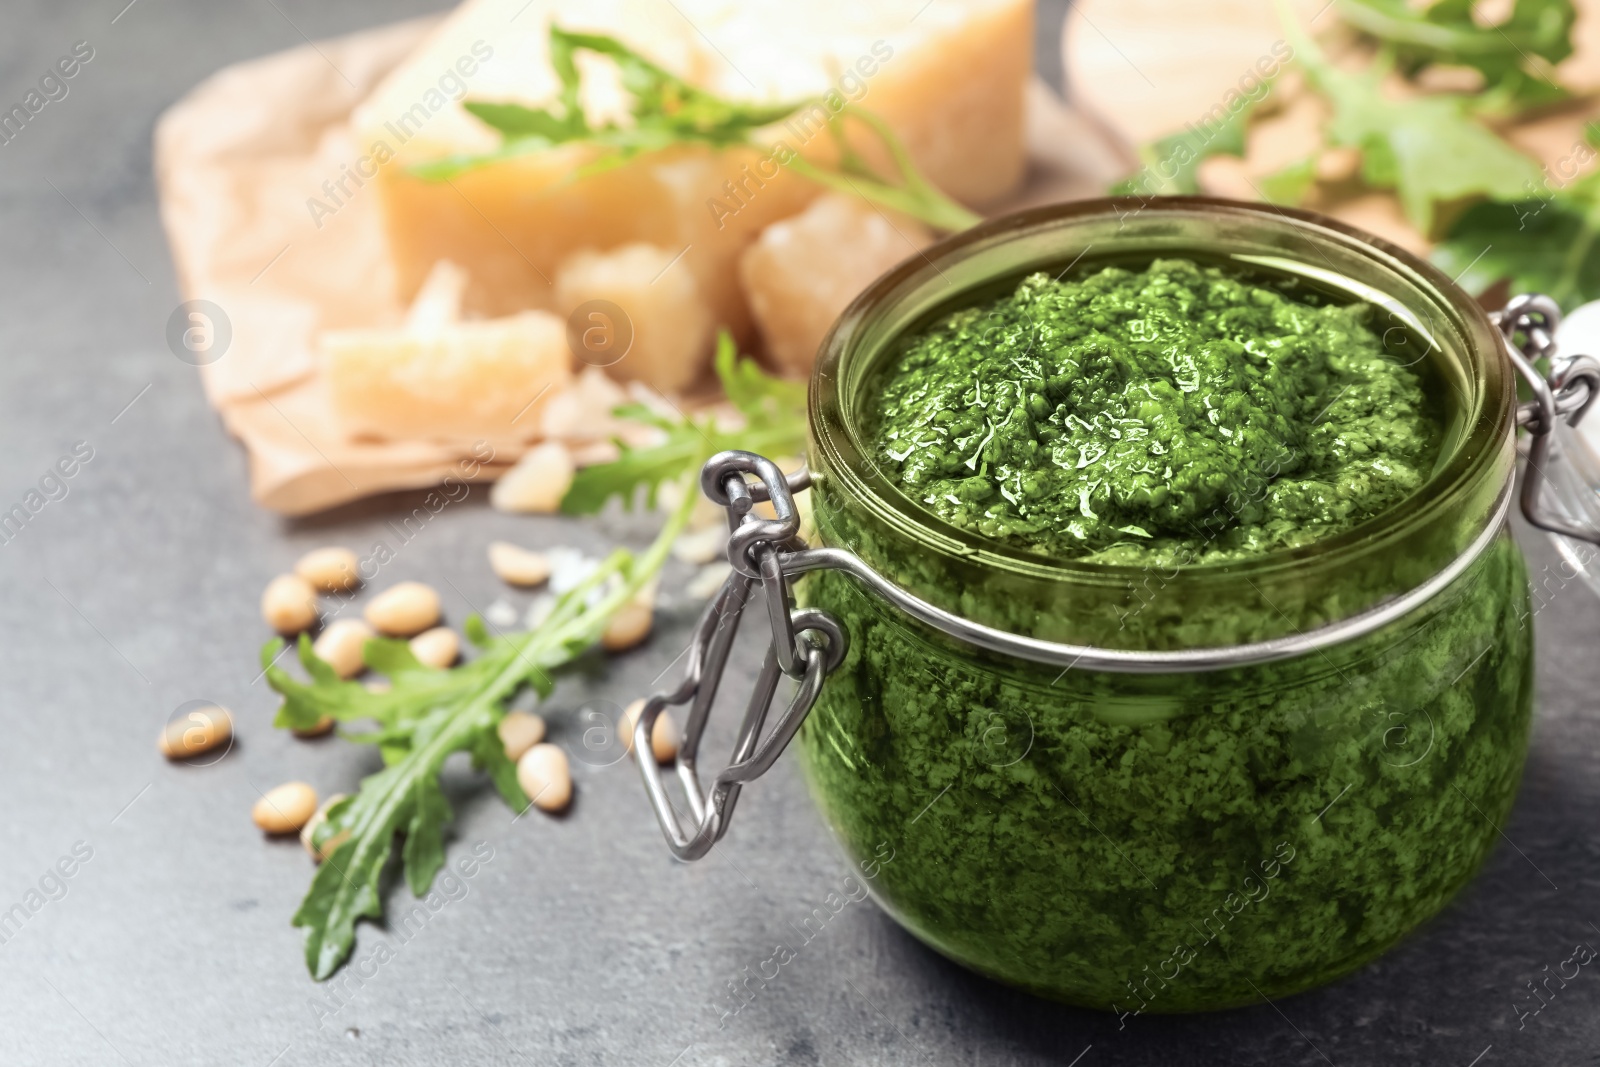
[404,259,470,332]
[554,243,715,394]
[740,195,932,376]
[538,366,627,442]
[323,311,569,442]
[351,0,1031,349]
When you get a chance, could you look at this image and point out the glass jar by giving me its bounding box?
[633,198,1600,1015]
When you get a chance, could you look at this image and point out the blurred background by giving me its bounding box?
[3,1,1600,1065]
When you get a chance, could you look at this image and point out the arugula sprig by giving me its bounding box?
[265,334,805,980]
[779,106,983,233]
[411,26,979,233]
[270,531,681,979]
[1277,0,1542,234]
[1110,1,1561,235]
[1336,0,1575,112]
[561,332,809,516]
[412,27,798,181]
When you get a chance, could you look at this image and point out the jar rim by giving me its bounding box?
[808,196,1514,596]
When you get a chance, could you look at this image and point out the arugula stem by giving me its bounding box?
[1334,0,1498,56]
[1276,0,1333,87]
[782,155,981,232]
[776,106,982,233]
[537,482,698,653]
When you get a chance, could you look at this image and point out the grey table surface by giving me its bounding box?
[2,1,1598,1065]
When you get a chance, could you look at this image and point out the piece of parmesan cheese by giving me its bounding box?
[350,0,1031,355]
[554,243,716,394]
[323,310,569,442]
[739,194,932,376]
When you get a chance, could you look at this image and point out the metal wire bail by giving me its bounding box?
[1499,294,1600,541]
[633,452,847,861]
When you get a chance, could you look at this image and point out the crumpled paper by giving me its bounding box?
[155,16,1121,515]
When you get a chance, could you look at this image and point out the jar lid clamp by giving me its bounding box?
[1500,294,1600,540]
[633,453,845,861]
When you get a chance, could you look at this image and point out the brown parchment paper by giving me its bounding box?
[155,14,1121,516]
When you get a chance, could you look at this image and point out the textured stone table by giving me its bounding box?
[0,1,1595,1064]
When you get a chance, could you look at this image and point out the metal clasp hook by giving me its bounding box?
[633,452,847,861]
[1499,294,1600,541]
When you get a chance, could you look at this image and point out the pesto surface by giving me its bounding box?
[867,258,1444,563]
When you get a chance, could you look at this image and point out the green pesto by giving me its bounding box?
[795,255,1532,1012]
[866,258,1445,564]
[797,534,1532,1011]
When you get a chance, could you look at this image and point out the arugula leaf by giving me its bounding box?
[413,26,979,233]
[1433,171,1600,309]
[562,331,809,516]
[715,331,807,425]
[1336,0,1574,111]
[561,407,722,516]
[1258,157,1319,205]
[400,771,452,897]
[462,101,583,142]
[1280,0,1542,234]
[290,664,529,980]
[470,727,528,811]
[272,485,697,979]
[283,648,515,978]
[1111,98,1259,197]
[262,633,492,737]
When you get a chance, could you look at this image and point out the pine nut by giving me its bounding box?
[410,626,460,668]
[294,546,361,593]
[601,583,655,652]
[300,794,349,861]
[516,743,572,812]
[672,525,726,564]
[292,715,336,739]
[488,541,552,587]
[364,581,441,636]
[158,705,233,760]
[498,711,546,762]
[490,441,575,513]
[313,618,373,679]
[253,782,318,835]
[621,698,679,763]
[262,574,319,634]
[601,602,652,651]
